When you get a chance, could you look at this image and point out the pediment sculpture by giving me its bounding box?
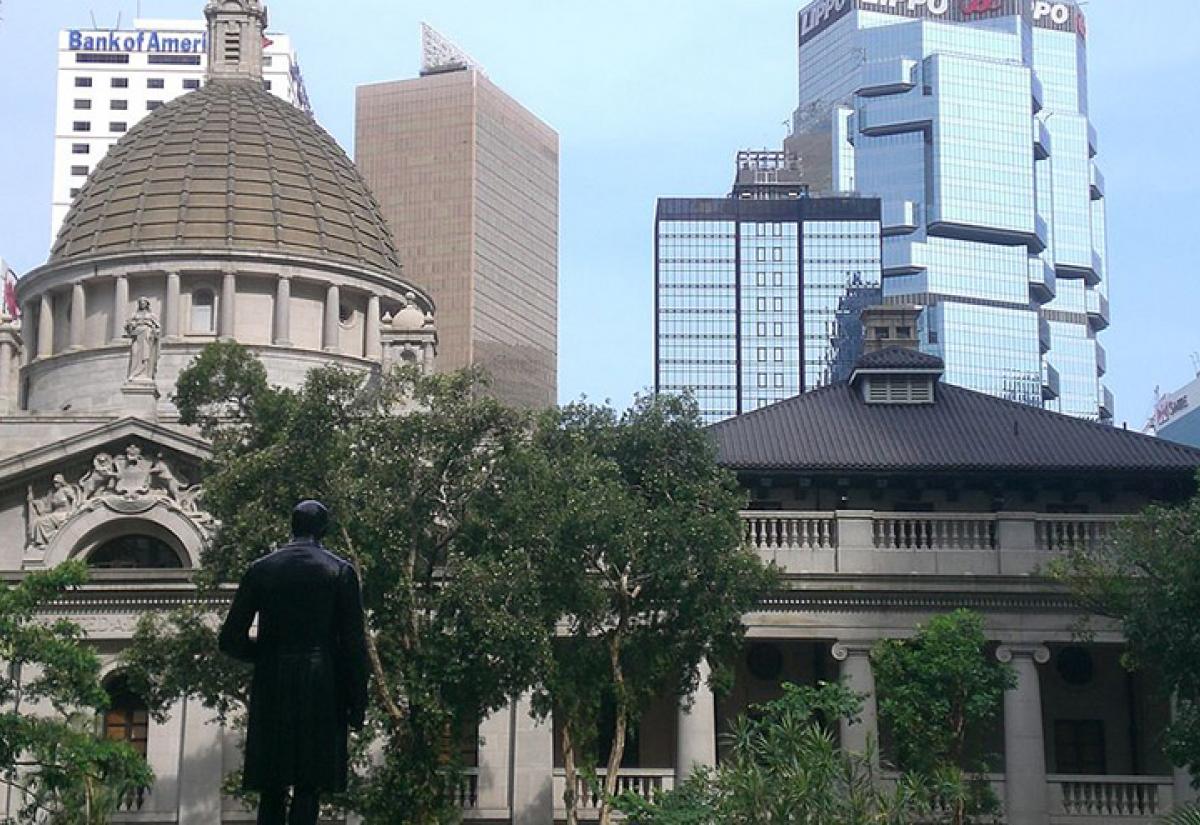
[25,443,215,551]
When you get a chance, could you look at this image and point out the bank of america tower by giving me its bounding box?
[792,0,1110,421]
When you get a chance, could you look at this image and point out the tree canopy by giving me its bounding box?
[1051,487,1200,783]
[1,562,152,824]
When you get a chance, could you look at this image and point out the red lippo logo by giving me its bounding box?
[962,0,1003,14]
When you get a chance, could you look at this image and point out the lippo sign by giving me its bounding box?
[68,29,208,54]
[800,0,1086,45]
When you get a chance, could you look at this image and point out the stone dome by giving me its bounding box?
[50,80,402,277]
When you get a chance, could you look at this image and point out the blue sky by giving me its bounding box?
[1,0,1198,426]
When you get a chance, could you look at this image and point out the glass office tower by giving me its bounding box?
[655,185,881,424]
[791,0,1110,421]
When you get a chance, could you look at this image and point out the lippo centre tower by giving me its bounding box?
[791,0,1111,421]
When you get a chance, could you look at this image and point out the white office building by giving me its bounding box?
[51,18,309,237]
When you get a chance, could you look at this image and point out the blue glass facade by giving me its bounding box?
[794,0,1110,421]
[656,198,881,423]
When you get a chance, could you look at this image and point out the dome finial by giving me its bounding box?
[204,0,269,84]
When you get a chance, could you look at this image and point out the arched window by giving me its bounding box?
[88,534,183,569]
[190,289,215,334]
[103,674,149,757]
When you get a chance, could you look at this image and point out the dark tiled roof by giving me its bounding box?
[853,346,945,372]
[52,82,403,278]
[710,382,1200,474]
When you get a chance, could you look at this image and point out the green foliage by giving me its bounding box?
[1161,806,1200,825]
[870,610,1014,824]
[1050,487,1200,784]
[124,344,553,824]
[518,394,777,824]
[616,682,927,825]
[0,563,153,823]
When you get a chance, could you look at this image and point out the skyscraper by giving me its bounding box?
[52,17,308,238]
[655,153,881,423]
[354,27,558,408]
[791,0,1110,421]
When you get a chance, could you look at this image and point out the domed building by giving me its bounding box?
[0,2,435,821]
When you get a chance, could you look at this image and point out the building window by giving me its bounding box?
[774,374,784,387]
[756,322,766,336]
[773,272,783,286]
[110,99,128,110]
[756,298,766,312]
[146,101,163,111]
[70,165,89,177]
[773,323,783,336]
[110,122,127,133]
[147,78,165,89]
[1053,720,1106,774]
[263,80,273,91]
[71,143,90,155]
[755,272,765,287]
[773,298,783,312]
[755,248,766,262]
[772,248,783,262]
[263,55,274,66]
[72,121,91,132]
[111,77,129,88]
[773,223,783,236]
[73,99,92,110]
[70,188,82,197]
[102,674,150,757]
[191,289,216,333]
[88,534,183,569]
[148,54,201,65]
[774,348,783,362]
[183,78,201,90]
[74,77,93,88]
[757,374,767,388]
[756,348,766,362]
[76,53,129,64]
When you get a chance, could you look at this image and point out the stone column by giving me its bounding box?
[677,658,717,782]
[176,699,223,824]
[36,294,53,359]
[21,302,36,365]
[323,283,340,353]
[997,644,1051,825]
[1172,697,1198,809]
[476,704,513,813]
[0,320,18,414]
[273,275,292,346]
[110,275,128,343]
[510,693,553,823]
[218,269,236,340]
[365,293,382,361]
[833,641,879,760]
[164,270,181,341]
[68,282,85,350]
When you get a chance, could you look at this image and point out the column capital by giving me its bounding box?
[277,272,294,282]
[832,640,876,661]
[996,644,1050,665]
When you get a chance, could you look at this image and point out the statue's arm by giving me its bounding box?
[336,564,370,729]
[218,568,259,664]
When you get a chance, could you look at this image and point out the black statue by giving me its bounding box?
[219,500,370,825]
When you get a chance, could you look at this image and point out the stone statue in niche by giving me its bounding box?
[124,298,161,382]
[24,444,214,551]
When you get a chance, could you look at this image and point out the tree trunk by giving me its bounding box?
[562,719,580,825]
[597,634,628,825]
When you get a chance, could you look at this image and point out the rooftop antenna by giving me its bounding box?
[420,23,483,77]
[89,11,99,29]
[1191,352,1200,377]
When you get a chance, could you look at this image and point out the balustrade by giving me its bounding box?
[453,768,479,809]
[553,768,675,812]
[872,513,996,551]
[743,512,836,551]
[1051,775,1170,818]
[1035,516,1122,554]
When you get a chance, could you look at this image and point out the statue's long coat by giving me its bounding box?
[219,538,369,792]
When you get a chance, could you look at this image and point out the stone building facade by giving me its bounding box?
[2,3,1198,825]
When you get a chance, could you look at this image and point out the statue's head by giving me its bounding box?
[291,499,330,540]
[137,297,151,311]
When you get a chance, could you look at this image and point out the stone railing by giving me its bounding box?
[454,768,480,810]
[742,510,1128,575]
[552,768,675,816]
[1049,774,1173,819]
[1035,516,1122,554]
[873,513,996,551]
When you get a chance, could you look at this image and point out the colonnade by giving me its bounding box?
[21,268,402,362]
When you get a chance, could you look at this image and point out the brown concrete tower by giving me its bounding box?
[355,26,558,408]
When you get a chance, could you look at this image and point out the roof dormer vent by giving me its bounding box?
[850,346,944,406]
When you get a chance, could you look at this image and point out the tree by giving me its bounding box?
[1,562,153,824]
[870,610,1014,825]
[1051,490,1200,783]
[615,681,927,825]
[520,396,777,825]
[122,344,554,824]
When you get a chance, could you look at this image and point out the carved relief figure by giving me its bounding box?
[124,298,161,381]
[23,444,214,552]
[27,474,78,547]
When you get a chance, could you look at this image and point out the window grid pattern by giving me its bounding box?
[741,222,799,412]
